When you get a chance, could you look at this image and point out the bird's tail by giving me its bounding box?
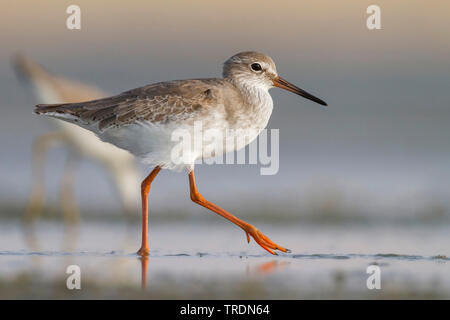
[35,103,67,114]
[34,103,81,123]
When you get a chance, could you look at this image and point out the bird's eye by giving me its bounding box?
[251,63,262,72]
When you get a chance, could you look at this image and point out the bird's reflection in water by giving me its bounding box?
[248,260,290,275]
[140,256,149,289]
[138,258,291,289]
[22,221,80,272]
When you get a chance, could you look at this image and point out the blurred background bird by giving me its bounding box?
[12,54,140,224]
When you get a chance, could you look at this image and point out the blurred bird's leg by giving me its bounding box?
[188,170,290,255]
[25,132,66,224]
[107,162,140,217]
[62,216,80,253]
[60,150,81,225]
[105,162,140,251]
[137,166,161,256]
[60,152,81,253]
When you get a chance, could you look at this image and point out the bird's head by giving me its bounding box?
[223,51,327,106]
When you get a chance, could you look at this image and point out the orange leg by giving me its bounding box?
[140,256,149,289]
[188,171,290,255]
[137,166,161,256]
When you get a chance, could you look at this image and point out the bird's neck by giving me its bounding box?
[226,78,274,133]
[226,78,273,111]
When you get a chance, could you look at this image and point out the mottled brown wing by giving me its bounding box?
[35,79,223,131]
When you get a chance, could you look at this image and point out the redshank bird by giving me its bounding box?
[34,51,327,256]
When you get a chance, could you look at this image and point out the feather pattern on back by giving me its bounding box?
[35,79,245,132]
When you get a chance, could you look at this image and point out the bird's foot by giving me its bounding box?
[244,225,291,255]
[137,247,150,257]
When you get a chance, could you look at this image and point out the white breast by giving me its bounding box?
[200,87,274,159]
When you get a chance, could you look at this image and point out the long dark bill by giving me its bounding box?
[273,76,327,106]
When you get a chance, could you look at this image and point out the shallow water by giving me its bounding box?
[0,220,449,299]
